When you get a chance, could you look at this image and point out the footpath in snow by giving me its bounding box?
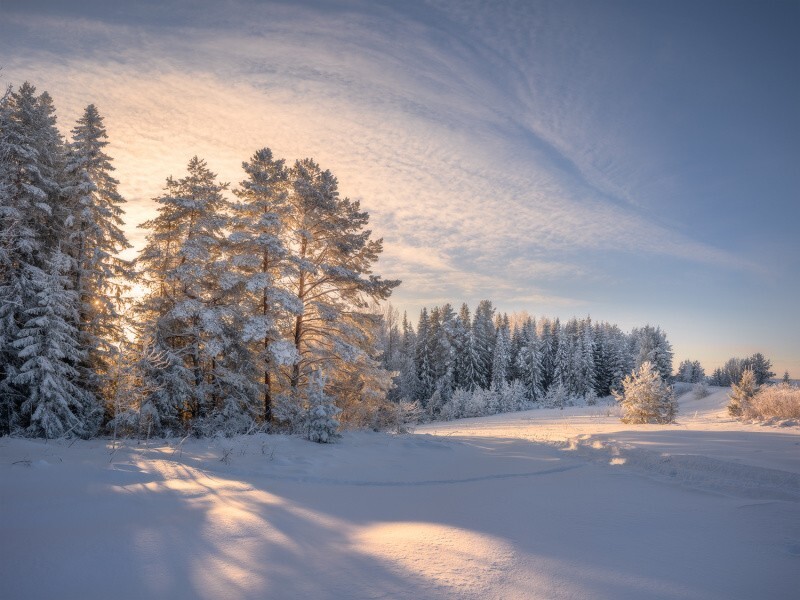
[1,387,798,599]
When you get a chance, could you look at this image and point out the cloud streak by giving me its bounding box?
[0,1,765,312]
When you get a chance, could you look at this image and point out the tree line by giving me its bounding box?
[0,81,398,440]
[379,303,674,419]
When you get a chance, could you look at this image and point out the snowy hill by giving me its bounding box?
[2,388,798,599]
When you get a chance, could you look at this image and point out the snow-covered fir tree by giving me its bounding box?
[63,104,132,406]
[631,325,673,380]
[414,308,435,402]
[397,312,419,400]
[302,372,341,443]
[472,300,495,390]
[13,252,100,438]
[490,320,511,390]
[675,359,705,383]
[516,318,544,402]
[0,82,75,434]
[743,353,774,385]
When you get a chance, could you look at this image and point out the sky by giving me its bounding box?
[1,0,798,376]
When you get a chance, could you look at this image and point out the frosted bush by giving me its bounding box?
[272,393,305,434]
[692,382,710,399]
[614,361,677,424]
[303,375,341,443]
[728,369,757,417]
[584,389,598,406]
[392,400,424,433]
[672,382,693,397]
[440,388,469,421]
[743,383,800,422]
[543,383,568,410]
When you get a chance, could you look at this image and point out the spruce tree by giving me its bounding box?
[517,317,544,402]
[743,353,774,385]
[472,300,495,389]
[631,325,673,380]
[64,104,132,406]
[0,83,74,433]
[397,312,419,400]
[490,322,510,390]
[13,252,99,438]
[414,308,435,401]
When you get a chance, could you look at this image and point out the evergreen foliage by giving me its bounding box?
[614,361,677,424]
[63,104,132,405]
[303,373,341,443]
[229,148,300,422]
[728,369,757,418]
[709,353,776,387]
[13,253,100,438]
[380,302,680,423]
[676,359,705,383]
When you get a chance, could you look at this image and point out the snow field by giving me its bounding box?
[1,387,798,599]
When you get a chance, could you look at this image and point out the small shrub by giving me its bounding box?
[304,375,341,444]
[744,383,800,421]
[692,382,710,399]
[728,369,757,417]
[543,382,569,410]
[672,381,693,397]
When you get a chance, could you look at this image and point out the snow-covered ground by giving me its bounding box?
[2,387,798,599]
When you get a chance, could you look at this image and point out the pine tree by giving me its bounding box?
[136,157,258,433]
[229,148,301,421]
[284,158,399,405]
